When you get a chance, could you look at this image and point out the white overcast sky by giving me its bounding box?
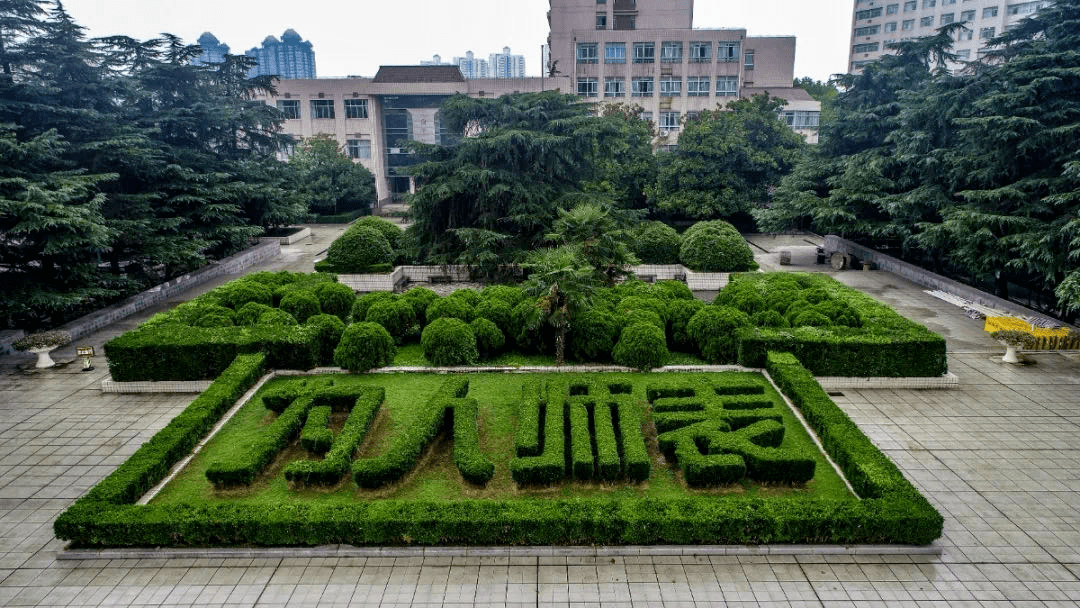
[59,0,852,82]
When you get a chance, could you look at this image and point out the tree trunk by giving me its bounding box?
[555,325,566,366]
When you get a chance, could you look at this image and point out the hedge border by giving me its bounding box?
[54,359,943,547]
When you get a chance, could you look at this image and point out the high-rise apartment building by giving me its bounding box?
[245,29,317,79]
[490,47,527,78]
[453,51,490,79]
[848,0,1050,72]
[193,32,229,66]
[547,0,818,141]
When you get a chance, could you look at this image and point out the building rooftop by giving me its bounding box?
[373,65,466,84]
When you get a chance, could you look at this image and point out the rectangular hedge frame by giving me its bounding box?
[54,357,944,547]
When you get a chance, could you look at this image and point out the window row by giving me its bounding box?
[865,2,1010,20]
[276,99,369,120]
[780,110,820,129]
[346,139,372,159]
[578,41,744,65]
[577,76,739,98]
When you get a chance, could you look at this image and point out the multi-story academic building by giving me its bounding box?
[548,0,820,142]
[848,0,1050,72]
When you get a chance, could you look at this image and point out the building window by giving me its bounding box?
[659,76,682,96]
[853,42,880,53]
[596,14,607,29]
[961,9,975,20]
[744,50,755,70]
[640,111,652,123]
[980,26,995,38]
[689,41,711,62]
[902,19,915,30]
[717,41,740,62]
[631,77,654,97]
[277,100,300,120]
[922,0,935,7]
[886,3,899,14]
[855,7,883,18]
[942,0,955,4]
[605,42,626,63]
[344,99,368,119]
[920,15,934,26]
[346,139,371,159]
[633,42,655,63]
[940,12,955,24]
[659,111,680,130]
[885,21,898,32]
[311,99,335,119]
[983,6,998,17]
[958,27,973,39]
[904,0,917,10]
[716,75,738,96]
[780,110,820,129]
[660,41,683,63]
[1008,2,1046,15]
[577,78,598,97]
[577,43,599,64]
[687,76,710,96]
[956,49,971,59]
[604,77,625,97]
[855,25,881,36]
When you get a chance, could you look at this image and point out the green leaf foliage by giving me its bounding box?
[421,317,478,366]
[612,322,669,370]
[333,322,396,372]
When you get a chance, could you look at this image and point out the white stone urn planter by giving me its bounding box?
[990,330,1034,365]
[13,330,72,369]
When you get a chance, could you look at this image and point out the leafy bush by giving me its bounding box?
[471,318,505,359]
[426,296,472,323]
[481,285,526,307]
[235,302,274,327]
[622,308,665,332]
[402,287,439,323]
[283,388,383,485]
[631,221,681,264]
[613,322,669,371]
[305,314,346,365]
[324,225,393,272]
[350,292,395,323]
[421,318,478,366]
[365,299,417,343]
[687,306,751,363]
[300,406,334,454]
[214,281,273,310]
[651,280,694,301]
[313,282,356,321]
[271,273,337,306]
[813,300,862,328]
[278,291,321,324]
[751,309,789,328]
[666,299,706,351]
[193,309,235,328]
[258,309,299,326]
[791,310,833,328]
[473,298,512,335]
[352,215,404,253]
[616,296,668,324]
[510,300,548,353]
[568,308,621,362]
[333,322,396,371]
[448,288,481,307]
[679,220,756,272]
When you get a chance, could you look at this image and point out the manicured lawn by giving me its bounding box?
[152,372,853,506]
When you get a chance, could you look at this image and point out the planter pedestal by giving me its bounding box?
[1001,344,1021,364]
[29,346,58,369]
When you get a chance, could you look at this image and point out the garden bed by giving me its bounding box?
[54,356,943,547]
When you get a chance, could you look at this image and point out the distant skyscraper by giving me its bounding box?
[453,51,490,79]
[245,29,316,79]
[489,46,526,78]
[419,54,453,66]
[193,32,229,66]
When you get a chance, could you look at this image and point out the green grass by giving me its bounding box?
[152,372,853,507]
[391,344,705,367]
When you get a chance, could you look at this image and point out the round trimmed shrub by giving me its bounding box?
[258,309,299,326]
[333,322,396,371]
[351,292,396,323]
[214,280,272,310]
[402,287,439,323]
[313,282,356,321]
[617,296,668,324]
[568,308,622,362]
[751,309,789,328]
[666,299,706,351]
[622,308,665,332]
[421,317,478,366]
[242,270,302,289]
[714,281,766,315]
[271,274,336,306]
[678,220,756,272]
[651,280,694,301]
[791,310,833,328]
[352,215,404,252]
[325,225,393,272]
[365,298,417,343]
[765,288,801,315]
[448,288,481,307]
[682,219,741,240]
[278,290,321,324]
[473,298,512,335]
[784,299,813,324]
[235,302,275,326]
[426,296,472,323]
[613,279,652,300]
[306,314,346,365]
[686,305,751,364]
[193,309,235,328]
[613,323,669,371]
[471,318,505,359]
[481,285,526,307]
[631,221,682,264]
[813,300,861,328]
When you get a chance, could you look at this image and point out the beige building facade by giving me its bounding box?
[848,0,1050,72]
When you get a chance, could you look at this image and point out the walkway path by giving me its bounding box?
[0,229,1077,606]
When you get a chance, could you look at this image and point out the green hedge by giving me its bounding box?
[510,381,566,485]
[514,379,544,458]
[283,388,384,485]
[300,406,333,454]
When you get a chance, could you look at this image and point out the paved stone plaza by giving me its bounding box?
[0,230,1078,607]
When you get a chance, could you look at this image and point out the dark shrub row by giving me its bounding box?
[283,387,384,485]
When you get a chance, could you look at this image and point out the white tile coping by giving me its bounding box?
[57,543,942,560]
[101,367,960,392]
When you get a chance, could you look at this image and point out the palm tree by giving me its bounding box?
[522,246,597,365]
